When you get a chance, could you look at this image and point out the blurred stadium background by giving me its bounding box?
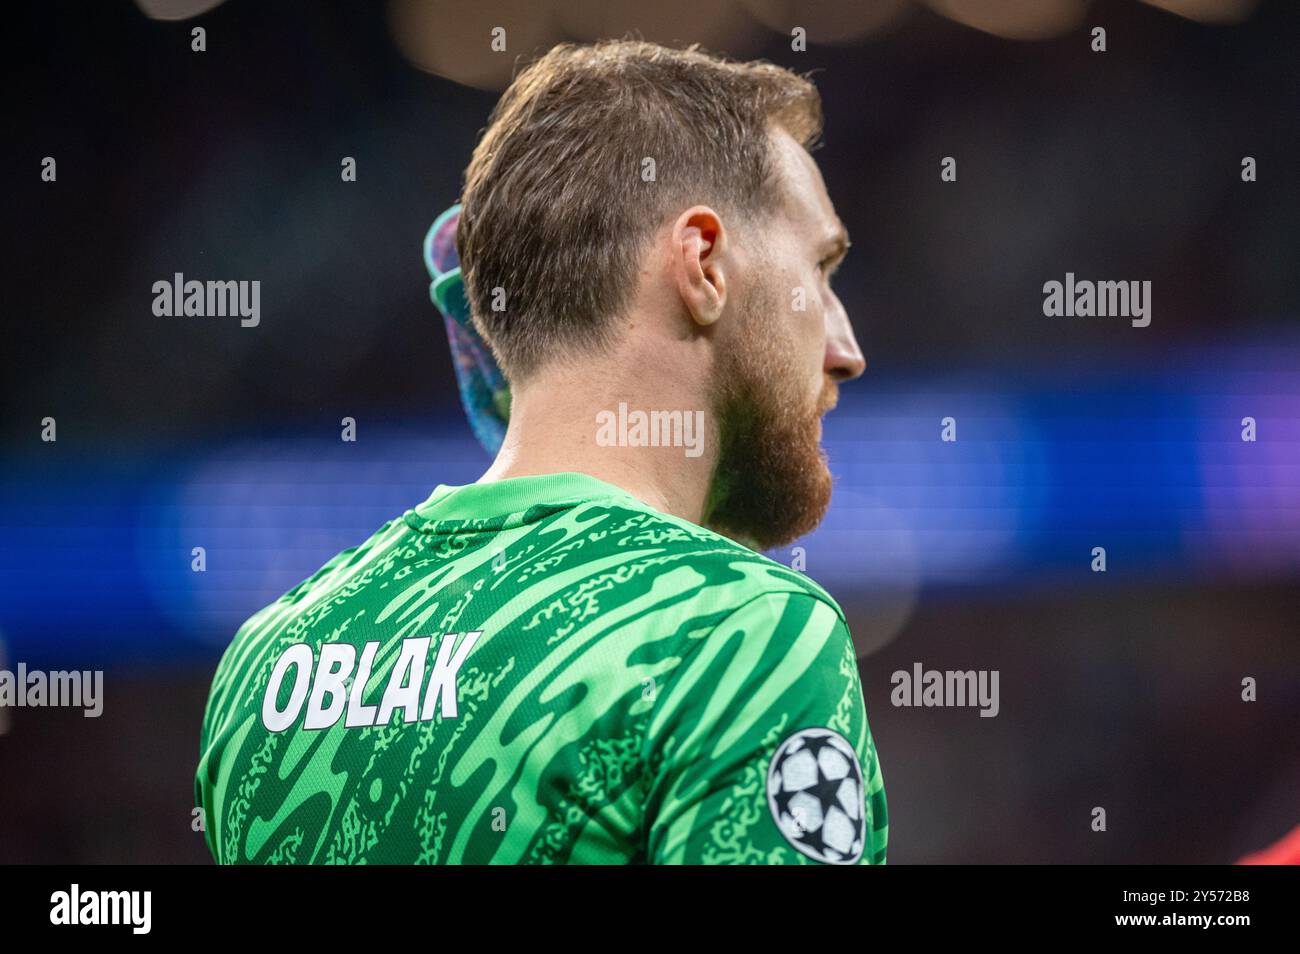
[1,0,1297,862]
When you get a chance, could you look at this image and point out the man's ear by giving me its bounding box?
[671,206,727,327]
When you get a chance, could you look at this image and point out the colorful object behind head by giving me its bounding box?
[423,204,510,455]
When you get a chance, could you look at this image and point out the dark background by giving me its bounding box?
[1,0,1297,863]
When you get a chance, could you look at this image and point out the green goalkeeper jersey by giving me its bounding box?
[195,472,887,865]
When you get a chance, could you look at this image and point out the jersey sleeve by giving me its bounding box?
[643,590,887,865]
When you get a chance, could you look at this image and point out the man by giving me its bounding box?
[196,40,886,864]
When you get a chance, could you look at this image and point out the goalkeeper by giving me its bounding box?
[196,39,885,865]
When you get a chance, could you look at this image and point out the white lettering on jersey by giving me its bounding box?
[260,632,482,732]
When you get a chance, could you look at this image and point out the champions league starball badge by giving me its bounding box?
[767,727,866,864]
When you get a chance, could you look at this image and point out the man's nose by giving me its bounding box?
[824,298,866,382]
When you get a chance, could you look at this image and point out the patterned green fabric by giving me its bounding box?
[196,473,886,864]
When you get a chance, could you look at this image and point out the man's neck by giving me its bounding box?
[477,369,719,526]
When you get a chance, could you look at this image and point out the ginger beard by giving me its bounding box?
[704,279,837,550]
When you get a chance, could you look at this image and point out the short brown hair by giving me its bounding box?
[456,40,822,380]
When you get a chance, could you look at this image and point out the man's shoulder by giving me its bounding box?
[598,500,845,622]
[227,516,412,646]
[201,515,413,732]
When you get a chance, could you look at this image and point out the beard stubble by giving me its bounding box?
[704,287,838,550]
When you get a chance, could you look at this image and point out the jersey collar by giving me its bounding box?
[408,471,643,528]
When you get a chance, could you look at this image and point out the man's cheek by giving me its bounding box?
[807,303,828,386]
